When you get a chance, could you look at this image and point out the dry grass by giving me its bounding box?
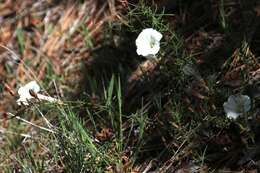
[0,0,260,172]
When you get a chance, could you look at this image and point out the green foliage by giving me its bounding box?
[79,23,94,49]
[16,28,25,53]
[1,0,260,172]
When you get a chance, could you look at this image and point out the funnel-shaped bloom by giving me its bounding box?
[17,81,58,105]
[17,81,40,105]
[223,94,251,119]
[136,28,162,57]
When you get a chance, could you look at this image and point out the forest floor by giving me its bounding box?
[0,0,260,172]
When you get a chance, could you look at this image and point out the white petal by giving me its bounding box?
[24,81,40,93]
[223,101,235,113]
[137,47,149,56]
[149,44,160,55]
[135,28,162,57]
[18,81,40,96]
[226,111,239,119]
[223,94,251,119]
[17,81,41,106]
[18,86,28,96]
[241,95,251,112]
[149,29,162,41]
[17,97,30,106]
[227,95,237,107]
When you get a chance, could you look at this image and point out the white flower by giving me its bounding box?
[223,94,251,119]
[135,28,162,57]
[17,81,58,106]
[17,81,40,105]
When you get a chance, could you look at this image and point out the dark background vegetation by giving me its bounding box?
[0,0,259,172]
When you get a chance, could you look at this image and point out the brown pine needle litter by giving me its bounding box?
[0,0,260,172]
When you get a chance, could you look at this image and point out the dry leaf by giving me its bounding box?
[95,128,113,141]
